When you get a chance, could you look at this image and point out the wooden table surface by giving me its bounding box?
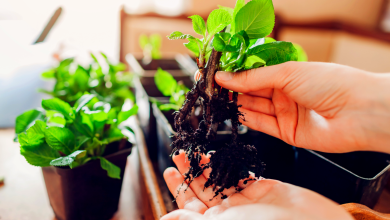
[0,128,389,219]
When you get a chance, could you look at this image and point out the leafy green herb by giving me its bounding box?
[154,68,189,111]
[50,150,86,168]
[40,53,134,109]
[15,95,138,178]
[139,34,162,64]
[99,157,121,179]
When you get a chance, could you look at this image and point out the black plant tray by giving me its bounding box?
[293,148,390,208]
[128,54,195,162]
[41,141,133,220]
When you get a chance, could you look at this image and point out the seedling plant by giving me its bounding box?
[15,94,138,179]
[153,68,189,111]
[139,34,163,65]
[167,0,301,198]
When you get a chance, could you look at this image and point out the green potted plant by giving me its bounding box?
[14,94,138,220]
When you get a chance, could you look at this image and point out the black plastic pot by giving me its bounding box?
[41,141,133,220]
[293,148,390,208]
[128,53,195,162]
[245,129,296,184]
[152,103,248,175]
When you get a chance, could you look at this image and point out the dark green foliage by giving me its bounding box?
[15,95,138,178]
[153,68,189,111]
[40,53,134,108]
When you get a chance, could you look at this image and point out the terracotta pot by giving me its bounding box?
[41,141,132,220]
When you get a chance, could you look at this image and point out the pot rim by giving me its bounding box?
[45,142,133,172]
[305,149,390,180]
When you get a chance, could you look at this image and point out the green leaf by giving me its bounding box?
[21,142,60,167]
[42,98,75,120]
[293,43,308,62]
[41,69,56,79]
[74,94,96,112]
[234,30,249,48]
[220,32,231,42]
[184,38,202,56]
[118,105,138,124]
[74,111,95,137]
[159,103,181,111]
[139,34,149,49]
[104,127,125,143]
[218,6,234,16]
[189,15,206,37]
[50,150,86,168]
[150,34,162,59]
[234,0,275,39]
[113,62,127,72]
[265,37,276,43]
[244,55,266,70]
[73,66,90,91]
[213,33,227,52]
[44,126,75,155]
[99,157,121,179]
[167,31,195,40]
[75,136,90,150]
[18,120,47,147]
[248,41,298,66]
[15,109,45,135]
[206,9,232,35]
[231,0,245,33]
[154,68,178,97]
[46,111,66,127]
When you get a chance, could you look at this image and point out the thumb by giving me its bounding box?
[215,61,300,94]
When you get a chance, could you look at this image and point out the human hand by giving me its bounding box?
[162,151,353,220]
[214,62,390,154]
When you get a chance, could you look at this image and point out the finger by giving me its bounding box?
[163,167,208,214]
[246,89,274,99]
[240,108,281,139]
[240,179,282,201]
[173,152,227,207]
[215,62,299,93]
[237,94,275,116]
[160,209,204,220]
[237,172,258,189]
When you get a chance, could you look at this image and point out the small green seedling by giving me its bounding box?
[153,68,189,111]
[14,94,138,179]
[166,0,307,199]
[139,34,162,64]
[40,52,134,108]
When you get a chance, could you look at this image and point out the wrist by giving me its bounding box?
[356,72,390,153]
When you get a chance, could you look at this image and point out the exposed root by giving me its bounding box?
[171,48,265,199]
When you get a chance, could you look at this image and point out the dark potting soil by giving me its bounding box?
[162,109,233,134]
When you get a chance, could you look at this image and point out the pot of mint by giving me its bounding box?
[14,95,138,220]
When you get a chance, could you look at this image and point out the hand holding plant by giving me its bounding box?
[166,0,302,198]
[216,61,390,155]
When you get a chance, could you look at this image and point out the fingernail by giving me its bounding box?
[216,71,233,81]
